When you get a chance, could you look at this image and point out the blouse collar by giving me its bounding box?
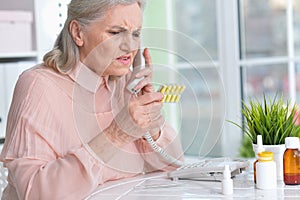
[68,61,110,93]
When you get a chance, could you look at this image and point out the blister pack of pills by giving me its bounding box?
[158,84,186,103]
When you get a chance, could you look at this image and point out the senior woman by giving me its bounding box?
[0,0,183,199]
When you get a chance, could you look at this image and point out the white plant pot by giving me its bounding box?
[252,143,286,181]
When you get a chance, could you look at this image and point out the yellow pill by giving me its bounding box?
[163,86,167,93]
[165,85,171,94]
[175,95,181,103]
[175,85,181,93]
[171,85,177,93]
[176,86,181,93]
[161,95,167,103]
[170,85,176,93]
[170,94,177,102]
[160,85,167,93]
[165,95,172,103]
[162,94,167,102]
[179,85,186,93]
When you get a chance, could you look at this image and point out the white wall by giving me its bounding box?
[34,0,70,61]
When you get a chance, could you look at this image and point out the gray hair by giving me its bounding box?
[43,0,146,73]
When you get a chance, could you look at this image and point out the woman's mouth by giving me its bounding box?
[116,55,131,65]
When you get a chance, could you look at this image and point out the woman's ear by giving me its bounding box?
[69,20,84,46]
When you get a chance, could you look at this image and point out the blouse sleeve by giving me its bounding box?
[135,123,184,172]
[0,70,105,200]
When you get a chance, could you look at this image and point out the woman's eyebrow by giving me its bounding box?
[109,26,127,31]
[109,26,142,32]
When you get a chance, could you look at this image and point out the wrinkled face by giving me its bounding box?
[78,3,142,76]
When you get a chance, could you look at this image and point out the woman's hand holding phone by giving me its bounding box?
[112,48,164,143]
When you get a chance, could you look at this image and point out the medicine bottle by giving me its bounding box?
[222,164,233,195]
[253,135,264,184]
[283,137,300,185]
[256,151,277,190]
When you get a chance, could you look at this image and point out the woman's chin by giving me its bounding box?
[117,68,130,76]
[108,68,130,78]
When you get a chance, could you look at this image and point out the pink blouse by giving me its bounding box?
[0,62,183,200]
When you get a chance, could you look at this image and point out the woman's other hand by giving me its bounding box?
[111,91,164,144]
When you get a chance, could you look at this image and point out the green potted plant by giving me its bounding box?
[230,95,300,180]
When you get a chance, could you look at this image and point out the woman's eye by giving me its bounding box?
[109,31,120,35]
[133,32,141,38]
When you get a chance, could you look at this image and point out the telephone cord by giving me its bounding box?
[143,133,184,167]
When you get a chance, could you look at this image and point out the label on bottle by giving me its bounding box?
[256,161,277,189]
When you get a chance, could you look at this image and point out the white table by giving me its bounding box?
[85,159,300,200]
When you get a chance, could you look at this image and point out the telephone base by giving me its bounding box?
[167,157,249,182]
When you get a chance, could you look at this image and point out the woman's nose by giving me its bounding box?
[119,33,139,52]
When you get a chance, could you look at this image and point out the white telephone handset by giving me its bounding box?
[126,49,145,94]
[126,48,184,167]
